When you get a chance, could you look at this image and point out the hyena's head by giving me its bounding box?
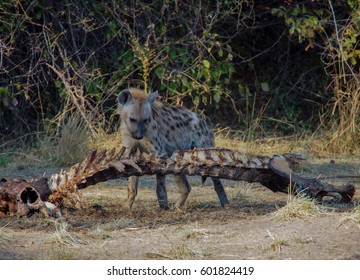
[117,88,158,140]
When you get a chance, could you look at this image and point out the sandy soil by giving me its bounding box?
[1,158,359,260]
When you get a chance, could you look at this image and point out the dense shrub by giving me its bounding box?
[0,0,359,145]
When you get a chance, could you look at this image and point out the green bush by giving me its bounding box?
[0,0,358,148]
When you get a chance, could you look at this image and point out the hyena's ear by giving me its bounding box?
[117,89,132,105]
[148,90,158,105]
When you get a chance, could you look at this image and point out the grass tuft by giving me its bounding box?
[338,204,360,228]
[101,217,137,230]
[51,220,84,247]
[178,227,208,240]
[269,239,287,252]
[88,225,114,239]
[39,244,80,260]
[228,183,257,203]
[165,244,204,260]
[36,114,91,166]
[272,191,325,221]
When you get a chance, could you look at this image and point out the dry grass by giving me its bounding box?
[215,129,360,158]
[89,131,122,151]
[2,125,358,172]
[3,113,95,168]
[215,132,307,159]
[269,239,288,252]
[338,204,360,228]
[164,244,206,260]
[0,225,10,245]
[0,175,359,260]
[88,225,114,239]
[39,244,81,260]
[265,229,288,252]
[306,131,360,157]
[272,191,326,221]
[144,242,209,260]
[37,114,91,166]
[177,227,208,240]
[101,217,137,230]
[229,183,258,203]
[293,236,315,244]
[50,220,85,247]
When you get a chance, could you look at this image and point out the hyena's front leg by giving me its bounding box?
[211,177,229,207]
[125,176,139,209]
[156,174,169,210]
[173,174,191,208]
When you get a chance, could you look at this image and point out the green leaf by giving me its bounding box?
[193,95,200,105]
[289,26,295,35]
[218,48,223,57]
[260,82,270,92]
[214,92,221,103]
[202,59,211,69]
[155,66,165,79]
[202,95,208,104]
[170,50,177,60]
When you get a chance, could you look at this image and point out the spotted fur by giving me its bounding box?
[117,88,229,209]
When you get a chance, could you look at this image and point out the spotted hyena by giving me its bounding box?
[117,88,229,209]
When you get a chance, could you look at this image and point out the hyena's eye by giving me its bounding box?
[129,117,137,123]
[144,118,150,124]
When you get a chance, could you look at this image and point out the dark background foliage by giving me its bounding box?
[0,0,359,143]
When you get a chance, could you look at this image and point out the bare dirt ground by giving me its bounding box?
[0,158,360,260]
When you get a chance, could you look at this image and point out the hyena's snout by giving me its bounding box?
[132,132,143,140]
[131,123,145,140]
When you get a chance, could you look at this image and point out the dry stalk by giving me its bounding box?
[320,2,360,151]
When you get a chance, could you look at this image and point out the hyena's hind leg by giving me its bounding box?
[125,176,139,209]
[211,177,229,207]
[156,174,169,210]
[173,174,191,208]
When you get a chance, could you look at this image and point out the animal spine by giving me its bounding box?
[1,147,355,216]
[47,147,354,206]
